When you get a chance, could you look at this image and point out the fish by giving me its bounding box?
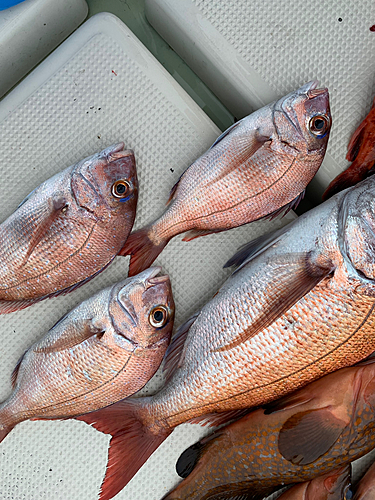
[274,467,352,500]
[323,97,375,200]
[120,81,331,276]
[0,143,138,314]
[353,459,375,499]
[0,267,174,445]
[161,355,375,500]
[77,174,375,500]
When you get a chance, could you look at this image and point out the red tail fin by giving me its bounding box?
[76,400,171,500]
[118,227,169,276]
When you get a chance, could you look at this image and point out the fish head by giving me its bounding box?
[109,267,175,349]
[273,80,331,154]
[71,143,138,218]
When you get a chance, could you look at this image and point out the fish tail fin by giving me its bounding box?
[76,399,171,500]
[118,227,169,276]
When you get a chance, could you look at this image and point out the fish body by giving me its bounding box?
[0,267,174,443]
[120,81,331,275]
[323,97,375,200]
[0,143,138,314]
[163,359,375,500]
[353,460,375,499]
[78,175,375,500]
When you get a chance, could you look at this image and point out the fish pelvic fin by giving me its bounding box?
[76,399,171,500]
[118,227,169,276]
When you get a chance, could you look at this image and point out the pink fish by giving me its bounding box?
[0,267,174,443]
[120,81,331,276]
[0,143,137,314]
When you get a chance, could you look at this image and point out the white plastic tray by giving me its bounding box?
[0,12,295,499]
[145,0,375,201]
[0,0,88,98]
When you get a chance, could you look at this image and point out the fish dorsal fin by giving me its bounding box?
[33,318,104,354]
[217,252,334,351]
[278,408,347,465]
[11,351,27,388]
[209,120,243,150]
[224,224,292,272]
[163,313,199,382]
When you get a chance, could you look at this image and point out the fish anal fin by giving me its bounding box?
[189,409,250,427]
[182,228,223,242]
[263,392,313,415]
[76,400,171,499]
[163,313,199,383]
[218,252,334,351]
[278,408,347,465]
[22,194,67,265]
[34,319,104,354]
[167,173,184,205]
[11,351,27,388]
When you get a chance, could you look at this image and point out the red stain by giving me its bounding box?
[112,70,117,76]
[370,25,375,32]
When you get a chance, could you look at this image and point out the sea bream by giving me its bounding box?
[120,81,331,276]
[0,143,138,314]
[0,267,174,443]
[77,175,375,500]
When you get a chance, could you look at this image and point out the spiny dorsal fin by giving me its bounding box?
[163,313,199,382]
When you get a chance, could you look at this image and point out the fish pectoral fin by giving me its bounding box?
[209,120,243,149]
[217,252,334,352]
[163,312,199,382]
[278,408,347,465]
[34,319,105,353]
[21,194,67,264]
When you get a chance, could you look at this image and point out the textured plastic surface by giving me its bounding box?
[0,12,295,499]
[145,0,375,200]
[0,0,88,98]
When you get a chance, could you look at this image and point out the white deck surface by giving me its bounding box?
[0,0,88,98]
[145,0,375,201]
[0,13,295,499]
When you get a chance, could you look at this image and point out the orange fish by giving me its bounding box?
[120,81,331,276]
[323,97,375,200]
[0,267,174,444]
[162,357,375,500]
[0,143,137,314]
[77,175,375,500]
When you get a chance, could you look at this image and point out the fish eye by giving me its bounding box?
[149,305,169,328]
[309,115,330,136]
[111,179,131,199]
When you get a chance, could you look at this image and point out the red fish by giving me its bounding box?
[0,143,137,314]
[323,97,375,200]
[120,81,331,276]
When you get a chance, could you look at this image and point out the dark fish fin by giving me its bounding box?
[189,409,250,427]
[118,227,169,276]
[76,400,171,500]
[11,351,27,388]
[176,440,205,478]
[33,320,104,354]
[163,313,199,383]
[264,392,313,415]
[217,252,334,351]
[21,195,67,265]
[167,171,186,204]
[264,190,305,221]
[278,408,347,465]
[182,228,223,242]
[224,225,291,271]
[209,120,243,149]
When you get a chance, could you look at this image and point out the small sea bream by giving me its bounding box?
[79,174,375,500]
[0,143,138,314]
[0,267,174,443]
[120,81,331,275]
